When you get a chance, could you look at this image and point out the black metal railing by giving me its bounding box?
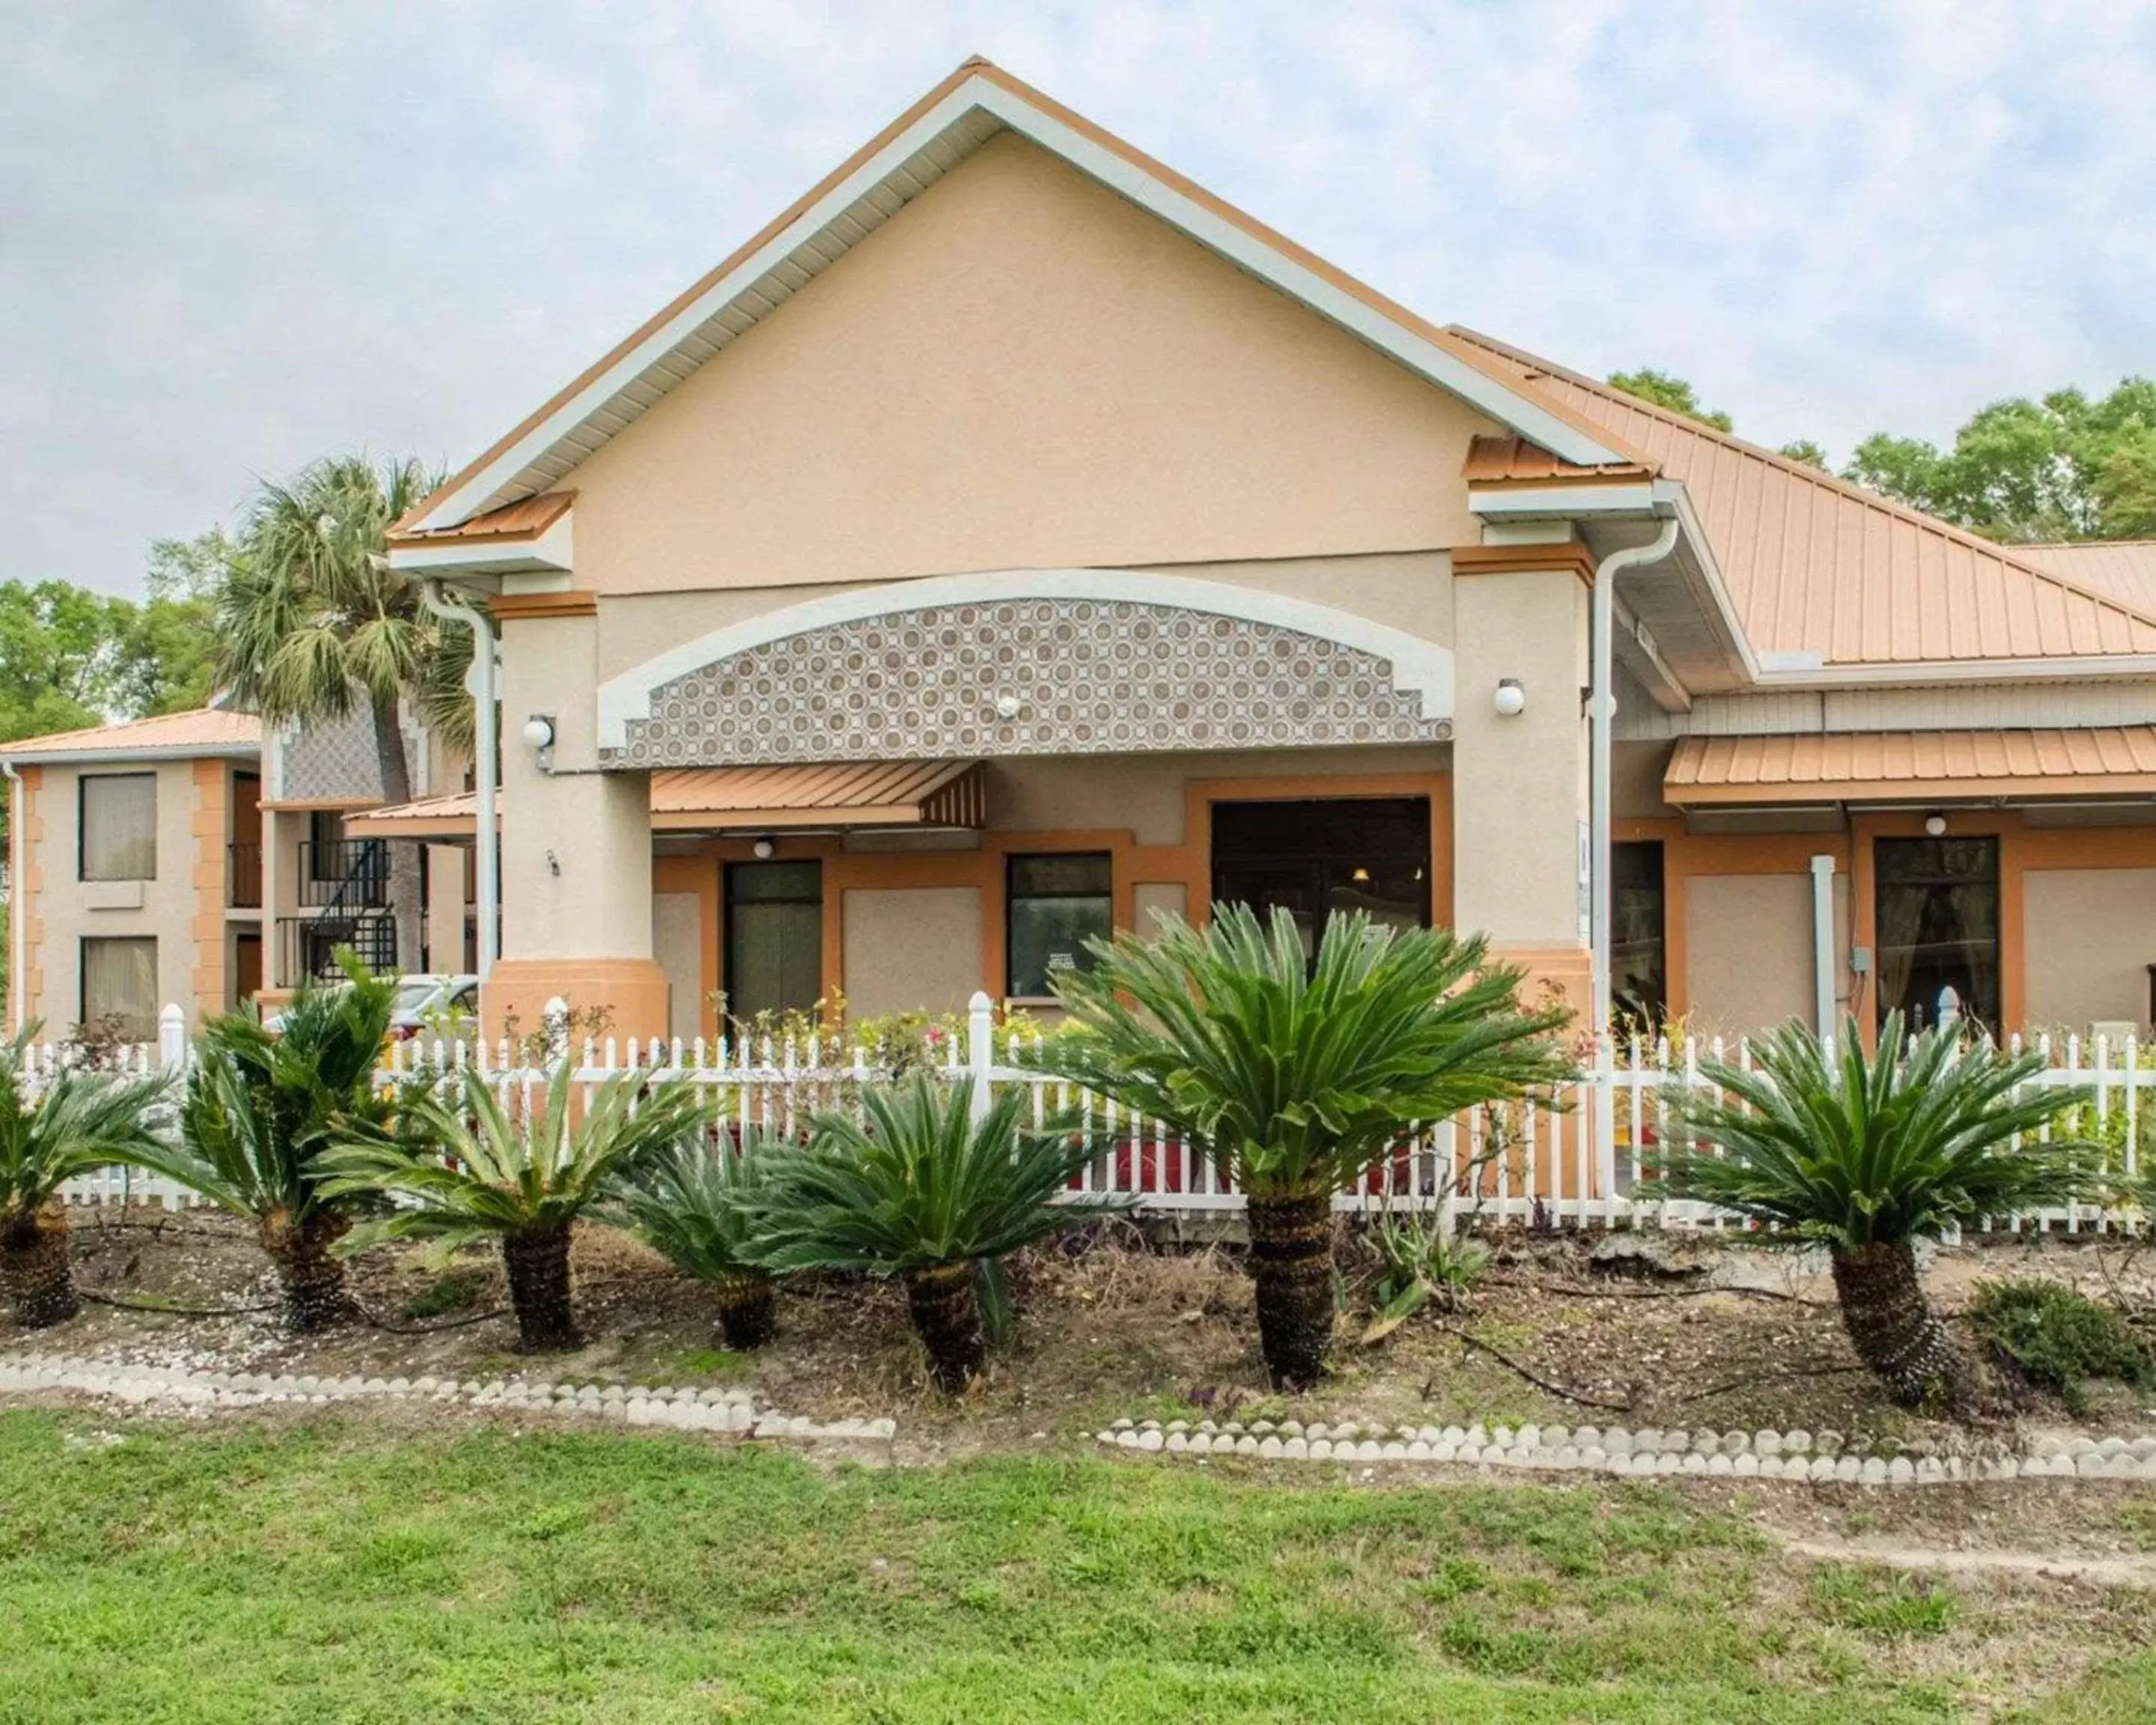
[227,841,262,909]
[298,839,388,908]
[277,911,397,982]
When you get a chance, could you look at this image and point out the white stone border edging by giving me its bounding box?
[0,1353,894,1443]
[1088,1415,2156,1485]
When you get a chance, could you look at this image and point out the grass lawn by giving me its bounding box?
[0,1409,2148,1724]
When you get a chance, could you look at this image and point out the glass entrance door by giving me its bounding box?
[1210,797,1432,958]
[1874,836,2000,1032]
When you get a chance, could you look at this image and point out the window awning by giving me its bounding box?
[346,759,987,839]
[1664,727,2156,807]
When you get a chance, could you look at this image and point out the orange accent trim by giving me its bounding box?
[490,590,599,621]
[1450,542,1597,585]
[395,58,1645,535]
[480,956,672,1045]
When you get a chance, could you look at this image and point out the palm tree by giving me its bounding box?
[121,958,396,1330]
[213,454,474,969]
[317,1068,718,1350]
[1659,1014,2095,1411]
[749,1075,1110,1391]
[1041,905,1569,1389]
[606,1133,782,1349]
[0,1031,171,1327]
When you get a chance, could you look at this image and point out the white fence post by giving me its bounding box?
[966,991,995,1123]
[157,1003,187,1071]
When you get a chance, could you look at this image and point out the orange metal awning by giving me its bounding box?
[1664,727,2156,807]
[347,760,986,839]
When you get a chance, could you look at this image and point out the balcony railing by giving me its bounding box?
[226,841,262,909]
[278,911,397,982]
[298,839,388,908]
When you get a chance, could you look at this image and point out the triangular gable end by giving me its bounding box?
[397,58,1644,538]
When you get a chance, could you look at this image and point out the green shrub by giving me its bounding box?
[1968,1278,2155,1414]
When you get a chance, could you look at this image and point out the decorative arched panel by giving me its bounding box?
[597,569,1453,768]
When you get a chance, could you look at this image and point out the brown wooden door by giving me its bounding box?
[234,932,263,1008]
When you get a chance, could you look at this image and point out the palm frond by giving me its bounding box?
[1657,1013,2100,1247]
[603,1130,778,1282]
[1041,904,1570,1200]
[745,1074,1116,1275]
[0,1027,173,1221]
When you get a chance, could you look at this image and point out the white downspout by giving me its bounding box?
[1810,854,1837,1051]
[1,761,20,1032]
[1589,518,1680,1193]
[421,581,499,980]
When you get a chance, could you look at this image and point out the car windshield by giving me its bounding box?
[392,981,441,1014]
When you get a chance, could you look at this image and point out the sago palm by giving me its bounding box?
[1660,1014,2095,1411]
[1043,905,1569,1388]
[0,1030,171,1327]
[749,1076,1111,1391]
[606,1133,782,1349]
[213,454,472,968]
[317,1067,718,1350]
[121,958,396,1330]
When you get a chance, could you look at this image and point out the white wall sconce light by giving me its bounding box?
[521,714,556,751]
[752,838,777,860]
[1924,812,1949,837]
[1493,678,1526,717]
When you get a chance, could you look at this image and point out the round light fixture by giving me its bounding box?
[993,693,1023,720]
[1923,813,1948,838]
[752,838,776,860]
[520,714,556,751]
[1492,678,1526,717]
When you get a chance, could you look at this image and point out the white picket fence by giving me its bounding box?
[42,997,2155,1235]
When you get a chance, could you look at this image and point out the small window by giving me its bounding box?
[1611,841,1666,1029]
[1007,853,1112,999]
[81,937,157,1041]
[78,773,156,881]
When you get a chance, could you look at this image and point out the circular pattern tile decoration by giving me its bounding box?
[609,599,1452,767]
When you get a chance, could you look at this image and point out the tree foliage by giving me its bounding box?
[1607,368,1734,432]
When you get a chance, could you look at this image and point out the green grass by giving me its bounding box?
[0,1410,2082,1723]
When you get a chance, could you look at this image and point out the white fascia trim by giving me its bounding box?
[1754,654,2156,689]
[1470,484,1660,517]
[388,512,574,576]
[595,566,1457,748]
[0,745,261,767]
[415,78,1630,532]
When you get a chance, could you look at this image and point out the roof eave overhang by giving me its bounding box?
[0,743,261,767]
[405,65,1636,535]
[1749,654,2156,690]
[386,511,574,578]
[1668,776,2156,809]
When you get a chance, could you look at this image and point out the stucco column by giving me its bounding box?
[481,610,667,1044]
[425,845,468,973]
[1449,560,1593,1027]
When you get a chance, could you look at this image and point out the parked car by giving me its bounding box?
[264,973,478,1042]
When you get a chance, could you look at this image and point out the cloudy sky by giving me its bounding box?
[6,1,2153,594]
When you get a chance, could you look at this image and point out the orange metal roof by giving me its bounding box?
[348,761,986,837]
[1461,433,1650,485]
[1447,328,2156,668]
[1665,727,2156,806]
[2011,541,2156,615]
[387,490,574,547]
[0,708,261,761]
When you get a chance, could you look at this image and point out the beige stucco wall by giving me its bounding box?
[652,890,704,1043]
[2024,868,2156,1032]
[1133,881,1188,937]
[592,552,1454,686]
[842,886,984,1018]
[27,760,205,1032]
[1684,871,1852,1036]
[565,132,1499,596]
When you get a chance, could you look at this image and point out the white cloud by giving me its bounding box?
[4,0,2154,591]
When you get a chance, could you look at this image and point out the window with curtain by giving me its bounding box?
[1007,853,1112,998]
[723,861,823,1025]
[78,773,156,881]
[81,937,157,1040]
[1611,840,1666,1029]
[1875,836,2000,1032]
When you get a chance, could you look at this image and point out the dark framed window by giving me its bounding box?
[1007,853,1112,998]
[1611,841,1666,1028]
[1210,796,1431,959]
[78,773,156,881]
[307,810,344,880]
[724,860,823,1024]
[81,936,156,1040]
[1875,836,2000,1032]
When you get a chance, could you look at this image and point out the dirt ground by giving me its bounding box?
[7,1205,2155,1562]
